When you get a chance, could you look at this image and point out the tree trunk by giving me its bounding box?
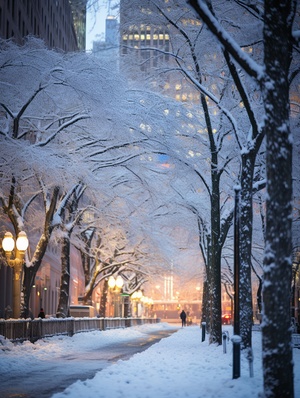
[239,154,255,350]
[262,1,295,396]
[56,237,70,318]
[80,228,95,293]
[81,291,93,305]
[22,265,38,319]
[56,183,84,318]
[209,150,222,344]
[21,233,54,318]
[201,279,209,326]
[222,48,265,351]
[99,279,109,318]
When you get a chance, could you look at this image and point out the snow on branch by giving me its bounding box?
[187,0,263,80]
[35,114,90,147]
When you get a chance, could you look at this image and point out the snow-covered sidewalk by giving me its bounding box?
[1,322,299,398]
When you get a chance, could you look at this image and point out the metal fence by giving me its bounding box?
[0,317,160,343]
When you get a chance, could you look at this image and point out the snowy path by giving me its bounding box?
[0,324,179,398]
[1,323,299,398]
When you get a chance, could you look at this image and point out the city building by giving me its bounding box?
[119,0,203,103]
[92,14,119,63]
[0,0,88,51]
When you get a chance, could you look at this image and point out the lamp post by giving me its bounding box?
[232,187,241,379]
[2,231,29,318]
[131,290,143,317]
[108,275,124,317]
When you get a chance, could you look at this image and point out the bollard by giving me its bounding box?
[222,332,227,353]
[232,334,242,379]
[201,322,206,342]
[247,347,254,377]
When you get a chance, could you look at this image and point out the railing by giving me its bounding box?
[0,317,161,343]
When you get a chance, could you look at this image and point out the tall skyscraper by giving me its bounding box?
[119,0,201,103]
[0,0,88,51]
[92,14,119,62]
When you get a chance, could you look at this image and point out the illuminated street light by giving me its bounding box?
[108,275,116,289]
[108,275,124,317]
[108,275,124,290]
[131,290,143,317]
[2,231,29,318]
[232,188,241,379]
[131,290,143,300]
[115,275,124,289]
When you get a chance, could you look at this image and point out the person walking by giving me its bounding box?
[38,308,45,318]
[180,309,187,327]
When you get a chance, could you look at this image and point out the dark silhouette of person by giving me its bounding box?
[5,305,13,319]
[38,308,45,318]
[180,310,187,327]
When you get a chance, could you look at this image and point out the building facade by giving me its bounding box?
[0,0,88,51]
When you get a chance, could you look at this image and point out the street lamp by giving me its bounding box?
[2,231,29,318]
[131,290,143,317]
[108,275,124,317]
[232,188,241,379]
[108,275,124,289]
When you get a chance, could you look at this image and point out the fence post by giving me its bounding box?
[201,322,206,342]
[68,318,74,336]
[233,187,241,379]
[222,332,227,353]
[232,335,242,378]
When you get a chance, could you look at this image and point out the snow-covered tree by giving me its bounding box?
[0,38,144,316]
[1,37,204,319]
[118,0,268,347]
[187,0,299,395]
[56,183,86,318]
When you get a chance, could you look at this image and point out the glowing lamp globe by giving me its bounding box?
[2,232,15,252]
[115,275,124,289]
[108,276,116,289]
[16,231,29,251]
[131,292,138,300]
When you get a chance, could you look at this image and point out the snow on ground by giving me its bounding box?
[1,322,299,398]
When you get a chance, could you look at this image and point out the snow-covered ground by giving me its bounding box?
[1,322,299,398]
